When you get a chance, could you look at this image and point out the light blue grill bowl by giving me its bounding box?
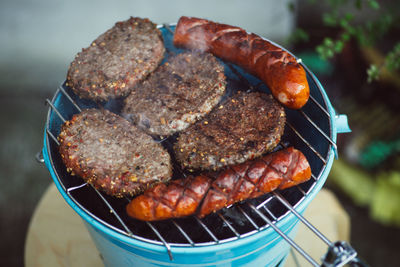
[41,24,350,267]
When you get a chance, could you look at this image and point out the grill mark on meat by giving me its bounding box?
[174,91,286,171]
[122,51,226,137]
[57,109,172,197]
[126,147,311,221]
[66,17,165,102]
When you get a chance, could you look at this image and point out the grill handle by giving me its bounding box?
[335,114,351,134]
[321,241,369,267]
[333,113,351,158]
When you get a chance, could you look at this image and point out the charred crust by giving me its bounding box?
[58,108,172,197]
[122,51,226,136]
[66,17,165,102]
[174,91,286,171]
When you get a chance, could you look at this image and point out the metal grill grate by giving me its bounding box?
[41,24,361,266]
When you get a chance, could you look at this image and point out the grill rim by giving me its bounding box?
[41,23,338,256]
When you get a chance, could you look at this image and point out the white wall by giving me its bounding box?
[0,0,296,90]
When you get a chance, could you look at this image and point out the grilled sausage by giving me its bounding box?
[173,16,310,109]
[126,147,311,221]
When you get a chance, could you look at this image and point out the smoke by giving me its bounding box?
[185,27,211,53]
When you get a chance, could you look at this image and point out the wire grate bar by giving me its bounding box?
[309,95,330,117]
[146,222,173,260]
[255,195,275,210]
[295,185,307,196]
[171,220,195,246]
[66,182,88,193]
[63,188,131,236]
[299,61,332,118]
[248,203,320,267]
[311,173,317,181]
[261,205,278,222]
[46,99,66,123]
[195,217,219,243]
[217,213,240,237]
[299,110,337,151]
[59,86,82,113]
[298,173,318,198]
[155,136,169,144]
[273,192,332,246]
[163,23,174,34]
[92,187,133,236]
[46,128,60,145]
[286,121,327,164]
[237,206,260,230]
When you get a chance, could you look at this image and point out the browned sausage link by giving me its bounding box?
[126,147,311,221]
[173,16,310,110]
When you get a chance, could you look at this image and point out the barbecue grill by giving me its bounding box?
[38,23,364,266]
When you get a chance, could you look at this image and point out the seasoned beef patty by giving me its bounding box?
[66,17,165,102]
[174,91,286,171]
[58,109,172,197]
[122,51,226,137]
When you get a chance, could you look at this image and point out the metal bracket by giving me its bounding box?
[35,150,45,163]
[321,241,367,267]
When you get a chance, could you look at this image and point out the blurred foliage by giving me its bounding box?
[371,171,400,226]
[329,159,400,227]
[288,0,400,227]
[329,159,374,207]
[289,0,400,83]
[360,138,400,169]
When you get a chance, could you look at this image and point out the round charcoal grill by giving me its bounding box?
[39,24,364,267]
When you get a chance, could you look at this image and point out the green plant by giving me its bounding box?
[329,159,400,227]
[289,0,400,83]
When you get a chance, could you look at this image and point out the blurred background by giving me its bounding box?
[1,0,399,266]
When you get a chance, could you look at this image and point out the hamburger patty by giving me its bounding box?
[58,109,172,197]
[66,17,165,101]
[122,51,226,137]
[174,91,286,171]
